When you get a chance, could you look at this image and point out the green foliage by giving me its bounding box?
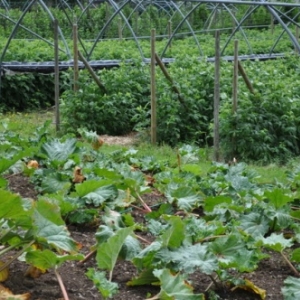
[3,123,300,298]
[0,73,55,112]
[219,57,300,163]
[60,62,149,135]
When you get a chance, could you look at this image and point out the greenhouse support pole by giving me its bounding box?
[232,39,238,113]
[151,29,157,145]
[214,30,220,162]
[54,19,60,132]
[73,21,79,92]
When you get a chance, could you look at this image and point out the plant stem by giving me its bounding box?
[78,249,96,265]
[134,189,152,212]
[0,240,35,272]
[205,275,218,291]
[54,267,70,300]
[281,251,300,277]
[134,234,152,245]
[109,270,113,281]
[146,293,160,300]
[208,274,220,289]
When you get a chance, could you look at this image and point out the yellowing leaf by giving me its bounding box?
[231,278,266,299]
[73,166,86,183]
[24,265,46,278]
[92,137,104,150]
[0,284,31,299]
[0,261,9,282]
[27,160,39,169]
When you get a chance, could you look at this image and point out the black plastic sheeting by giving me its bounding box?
[0,53,285,74]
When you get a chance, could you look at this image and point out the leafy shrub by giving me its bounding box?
[150,57,215,146]
[219,58,300,163]
[60,61,150,135]
[0,73,55,112]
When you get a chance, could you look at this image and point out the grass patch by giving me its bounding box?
[2,112,299,185]
[1,111,55,137]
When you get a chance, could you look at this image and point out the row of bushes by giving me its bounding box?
[0,3,274,40]
[2,56,300,163]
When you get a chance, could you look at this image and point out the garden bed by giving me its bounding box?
[3,174,291,300]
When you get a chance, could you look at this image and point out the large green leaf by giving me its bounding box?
[0,189,28,220]
[33,205,78,252]
[156,244,218,274]
[96,227,133,271]
[0,147,35,174]
[257,233,293,252]
[264,188,294,209]
[239,212,270,236]
[204,195,232,212]
[132,241,162,270]
[83,184,119,206]
[127,268,158,286]
[282,276,300,300]
[41,138,78,162]
[210,234,250,266]
[26,249,83,271]
[34,198,65,225]
[165,186,201,211]
[75,179,114,197]
[40,172,71,194]
[86,268,119,299]
[161,216,185,248]
[153,268,205,300]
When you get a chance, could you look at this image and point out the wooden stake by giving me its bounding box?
[73,21,79,92]
[232,39,238,113]
[271,15,274,35]
[238,61,255,94]
[154,53,187,109]
[54,19,60,132]
[168,20,172,49]
[78,51,107,93]
[295,25,299,54]
[118,17,122,40]
[150,29,157,145]
[214,30,220,162]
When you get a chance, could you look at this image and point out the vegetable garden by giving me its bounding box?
[2,0,300,299]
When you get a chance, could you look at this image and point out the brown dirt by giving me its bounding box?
[99,133,139,146]
[2,174,292,300]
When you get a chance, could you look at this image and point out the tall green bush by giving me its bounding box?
[0,73,55,112]
[60,61,150,135]
[219,57,300,163]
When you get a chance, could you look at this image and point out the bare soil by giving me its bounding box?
[2,136,292,299]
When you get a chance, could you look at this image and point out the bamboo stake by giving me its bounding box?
[150,29,157,145]
[238,61,255,94]
[78,51,107,93]
[295,25,299,54]
[154,53,188,110]
[271,14,274,35]
[232,39,238,113]
[118,17,122,40]
[54,19,60,132]
[168,20,172,49]
[214,30,220,162]
[73,21,79,92]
